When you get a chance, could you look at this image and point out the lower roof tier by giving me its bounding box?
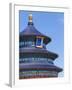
[19,63,62,72]
[19,48,58,60]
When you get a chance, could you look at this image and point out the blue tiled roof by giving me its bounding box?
[20,47,58,60]
[19,63,62,72]
[20,25,43,36]
[20,25,51,44]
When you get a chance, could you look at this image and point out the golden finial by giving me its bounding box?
[28,13,33,22]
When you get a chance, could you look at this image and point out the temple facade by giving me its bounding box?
[19,14,62,79]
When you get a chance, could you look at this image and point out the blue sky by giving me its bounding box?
[19,10,64,77]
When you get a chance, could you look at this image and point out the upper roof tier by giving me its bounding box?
[20,14,51,44]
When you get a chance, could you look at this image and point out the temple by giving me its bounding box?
[19,14,62,79]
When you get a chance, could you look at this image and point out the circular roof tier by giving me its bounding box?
[19,63,62,72]
[20,25,51,44]
[19,48,58,60]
